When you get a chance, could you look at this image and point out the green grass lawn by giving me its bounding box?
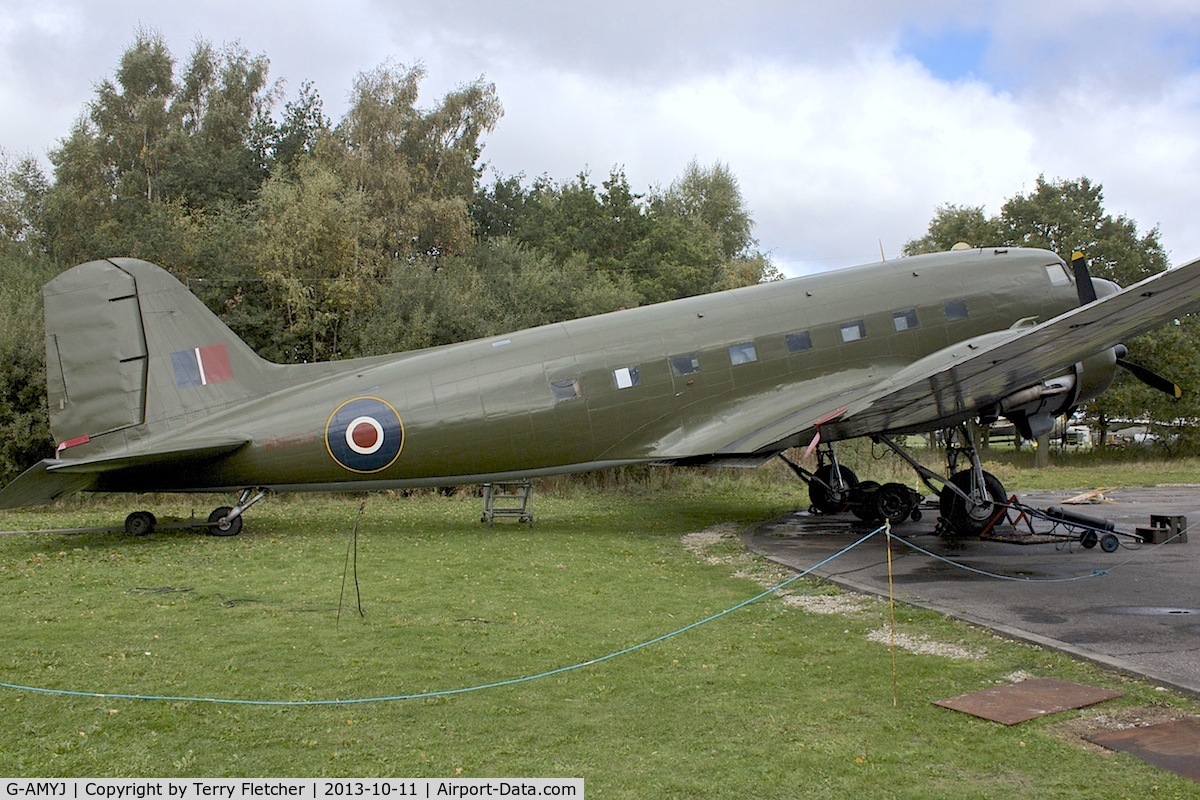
[0,470,1197,797]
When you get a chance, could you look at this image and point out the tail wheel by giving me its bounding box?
[124,510,157,536]
[939,470,1005,537]
[809,465,859,514]
[207,506,243,537]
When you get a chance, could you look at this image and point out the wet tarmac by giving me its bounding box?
[743,486,1200,696]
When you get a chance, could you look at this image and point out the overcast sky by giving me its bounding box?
[4,1,1200,276]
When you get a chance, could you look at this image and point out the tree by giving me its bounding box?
[658,159,754,261]
[43,31,279,266]
[0,150,48,253]
[270,80,330,173]
[252,158,383,362]
[330,62,502,261]
[160,39,277,207]
[902,204,1003,255]
[998,175,1168,285]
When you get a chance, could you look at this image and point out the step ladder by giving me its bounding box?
[480,481,534,527]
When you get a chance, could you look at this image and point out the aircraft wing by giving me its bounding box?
[714,255,1200,456]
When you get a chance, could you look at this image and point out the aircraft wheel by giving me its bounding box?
[1100,533,1120,553]
[124,510,157,536]
[939,470,1005,537]
[874,482,915,526]
[1080,530,1099,549]
[809,465,858,515]
[207,506,243,537]
[851,481,881,521]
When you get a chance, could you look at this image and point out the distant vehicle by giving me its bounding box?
[1063,425,1093,450]
[0,248,1195,536]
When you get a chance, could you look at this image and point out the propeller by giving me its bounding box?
[1075,252,1183,400]
[1071,251,1097,305]
[1114,345,1183,400]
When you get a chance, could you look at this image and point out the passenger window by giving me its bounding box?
[893,309,919,331]
[786,330,813,352]
[669,353,701,376]
[839,320,867,343]
[729,342,758,365]
[944,300,969,320]
[550,378,581,402]
[613,366,640,389]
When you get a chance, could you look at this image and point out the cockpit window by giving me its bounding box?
[1046,263,1072,287]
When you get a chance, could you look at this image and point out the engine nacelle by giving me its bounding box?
[999,347,1119,439]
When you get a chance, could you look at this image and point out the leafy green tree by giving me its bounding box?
[330,62,502,261]
[160,39,276,207]
[0,150,48,253]
[657,159,754,261]
[270,80,330,173]
[252,158,383,362]
[998,175,1168,285]
[902,204,1004,255]
[43,31,279,266]
[0,246,55,483]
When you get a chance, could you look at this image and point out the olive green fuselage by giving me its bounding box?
[93,248,1079,493]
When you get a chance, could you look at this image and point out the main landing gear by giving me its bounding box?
[875,422,1007,538]
[780,445,923,526]
[782,421,1007,537]
[122,488,268,537]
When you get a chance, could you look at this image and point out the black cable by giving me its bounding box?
[337,501,368,628]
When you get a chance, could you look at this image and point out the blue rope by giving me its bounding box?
[0,527,886,707]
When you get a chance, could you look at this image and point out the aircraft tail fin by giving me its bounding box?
[44,258,281,452]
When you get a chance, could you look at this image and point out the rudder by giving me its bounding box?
[45,258,275,449]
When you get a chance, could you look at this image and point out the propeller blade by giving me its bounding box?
[1117,358,1182,400]
[1072,251,1098,305]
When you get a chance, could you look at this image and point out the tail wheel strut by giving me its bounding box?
[208,488,267,536]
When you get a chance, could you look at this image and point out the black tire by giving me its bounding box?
[874,482,916,526]
[808,465,859,515]
[1080,530,1099,549]
[1100,533,1120,553]
[851,481,881,521]
[939,470,1005,537]
[207,506,243,536]
[124,510,157,536]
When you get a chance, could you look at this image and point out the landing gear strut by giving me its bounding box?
[874,421,1007,538]
[206,488,268,536]
[808,446,858,514]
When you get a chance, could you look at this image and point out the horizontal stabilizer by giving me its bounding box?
[0,460,96,509]
[49,435,250,475]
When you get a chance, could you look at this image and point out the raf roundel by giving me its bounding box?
[325,397,404,473]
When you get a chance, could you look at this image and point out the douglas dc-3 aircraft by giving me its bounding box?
[2,247,1199,536]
